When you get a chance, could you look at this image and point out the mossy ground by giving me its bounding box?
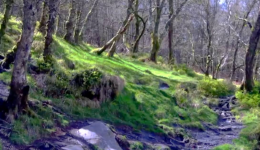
[0,14,253,150]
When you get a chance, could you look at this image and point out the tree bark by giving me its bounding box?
[0,0,14,44]
[244,9,260,92]
[168,0,174,64]
[38,0,49,35]
[43,0,60,63]
[64,0,77,43]
[78,0,99,43]
[96,14,134,56]
[5,0,39,121]
[230,0,257,81]
[133,0,140,53]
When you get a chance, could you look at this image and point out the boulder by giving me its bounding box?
[81,75,125,104]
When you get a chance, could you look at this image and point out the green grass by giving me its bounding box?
[0,15,220,145]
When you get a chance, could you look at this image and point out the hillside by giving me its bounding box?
[0,11,259,150]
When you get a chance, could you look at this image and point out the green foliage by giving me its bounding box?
[73,68,103,89]
[0,141,2,150]
[213,144,233,150]
[37,58,52,72]
[198,78,236,97]
[130,142,143,150]
[173,64,197,77]
[197,106,218,124]
[236,83,260,109]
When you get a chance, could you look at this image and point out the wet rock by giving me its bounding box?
[159,82,170,90]
[219,127,232,132]
[70,121,122,150]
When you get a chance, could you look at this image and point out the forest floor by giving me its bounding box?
[0,14,259,150]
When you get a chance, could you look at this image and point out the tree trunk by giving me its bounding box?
[43,0,60,63]
[0,0,14,44]
[244,10,260,92]
[5,0,39,121]
[78,0,98,43]
[133,0,140,53]
[96,14,134,55]
[38,0,49,35]
[168,0,174,64]
[150,33,160,62]
[64,0,77,43]
[149,0,165,63]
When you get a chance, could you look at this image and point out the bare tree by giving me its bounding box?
[43,0,60,62]
[244,7,260,92]
[0,0,14,44]
[5,0,40,121]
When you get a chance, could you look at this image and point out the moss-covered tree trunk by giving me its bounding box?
[38,0,49,35]
[245,10,260,92]
[149,0,164,63]
[64,0,77,43]
[43,0,60,63]
[5,0,39,121]
[150,33,160,62]
[0,0,14,44]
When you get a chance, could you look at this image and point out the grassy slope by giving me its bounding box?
[4,14,255,150]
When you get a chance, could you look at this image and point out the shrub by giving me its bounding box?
[236,91,260,109]
[173,64,196,77]
[198,78,236,97]
[73,68,103,89]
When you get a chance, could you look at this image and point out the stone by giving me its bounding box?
[81,75,125,104]
[115,135,130,150]
[70,121,122,150]
[159,82,170,90]
[219,127,232,132]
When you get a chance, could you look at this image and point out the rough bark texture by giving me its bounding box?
[5,0,39,121]
[168,0,174,64]
[64,0,77,43]
[0,0,14,44]
[38,0,49,35]
[43,0,60,63]
[245,10,260,92]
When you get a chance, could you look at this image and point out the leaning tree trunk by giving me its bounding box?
[43,0,60,63]
[96,14,134,56]
[38,0,49,35]
[0,0,14,44]
[244,10,260,92]
[64,0,77,43]
[5,0,39,122]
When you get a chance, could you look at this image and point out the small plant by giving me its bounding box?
[173,64,197,77]
[198,78,236,97]
[73,68,103,89]
[37,58,52,73]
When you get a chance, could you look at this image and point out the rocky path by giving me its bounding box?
[188,96,244,150]
[0,80,244,150]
